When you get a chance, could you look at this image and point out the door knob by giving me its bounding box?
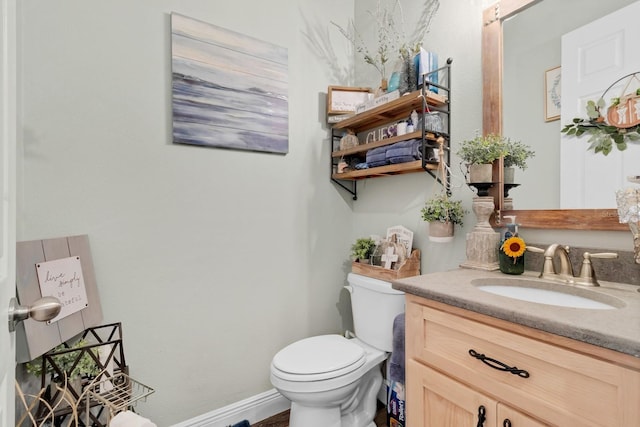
[8,296,61,332]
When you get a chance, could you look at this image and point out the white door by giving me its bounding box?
[0,0,17,424]
[560,1,640,208]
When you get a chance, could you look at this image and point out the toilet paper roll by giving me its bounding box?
[110,410,157,427]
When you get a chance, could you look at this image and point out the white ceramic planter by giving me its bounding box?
[428,221,454,243]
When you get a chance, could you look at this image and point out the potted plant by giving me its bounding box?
[503,138,535,184]
[420,194,467,242]
[25,339,100,382]
[456,133,508,183]
[351,237,377,264]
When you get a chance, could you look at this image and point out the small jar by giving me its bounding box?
[339,130,358,150]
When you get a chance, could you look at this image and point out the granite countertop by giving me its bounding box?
[392,268,640,358]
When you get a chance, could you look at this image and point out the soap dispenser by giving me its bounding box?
[499,215,526,275]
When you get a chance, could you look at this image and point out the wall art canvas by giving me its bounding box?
[171,13,289,154]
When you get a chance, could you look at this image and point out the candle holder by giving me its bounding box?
[460,196,500,271]
[616,188,640,264]
[467,182,494,197]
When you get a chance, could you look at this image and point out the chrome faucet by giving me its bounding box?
[527,244,618,286]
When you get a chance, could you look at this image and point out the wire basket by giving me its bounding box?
[85,373,154,423]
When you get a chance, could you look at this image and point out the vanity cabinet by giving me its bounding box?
[405,294,640,427]
[329,60,451,200]
[409,361,546,426]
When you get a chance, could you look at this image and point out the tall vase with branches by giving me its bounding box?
[331,0,440,89]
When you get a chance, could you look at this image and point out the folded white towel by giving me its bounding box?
[110,410,157,427]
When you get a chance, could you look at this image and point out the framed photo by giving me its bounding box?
[327,86,372,115]
[544,66,561,122]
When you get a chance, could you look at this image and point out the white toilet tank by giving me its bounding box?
[346,273,405,352]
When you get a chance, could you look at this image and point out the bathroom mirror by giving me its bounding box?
[482,0,628,230]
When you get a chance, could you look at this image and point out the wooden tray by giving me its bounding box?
[352,249,421,281]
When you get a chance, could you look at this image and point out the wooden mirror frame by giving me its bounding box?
[482,0,626,231]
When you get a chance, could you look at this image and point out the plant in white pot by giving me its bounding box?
[420,194,467,242]
[456,133,508,184]
[503,138,535,184]
[351,237,377,264]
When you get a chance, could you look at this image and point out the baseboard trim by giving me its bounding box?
[171,389,290,427]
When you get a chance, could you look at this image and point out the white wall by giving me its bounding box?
[349,0,486,270]
[17,0,355,424]
[16,0,635,425]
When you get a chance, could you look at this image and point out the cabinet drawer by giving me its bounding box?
[407,301,640,427]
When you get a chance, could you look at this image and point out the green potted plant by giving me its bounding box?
[503,138,535,184]
[351,237,377,264]
[420,194,467,242]
[456,133,508,183]
[25,339,100,384]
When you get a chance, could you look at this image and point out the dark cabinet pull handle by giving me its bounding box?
[503,419,512,427]
[468,349,530,378]
[476,405,486,427]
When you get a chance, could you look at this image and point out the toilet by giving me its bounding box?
[270,273,405,427]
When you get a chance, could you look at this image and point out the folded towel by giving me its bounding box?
[365,145,388,164]
[389,313,405,384]
[386,139,422,161]
[388,155,418,164]
[366,145,388,157]
[110,411,157,427]
[367,160,389,168]
[366,152,387,162]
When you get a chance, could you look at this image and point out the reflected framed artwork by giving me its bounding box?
[544,66,561,122]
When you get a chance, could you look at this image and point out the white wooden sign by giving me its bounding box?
[387,225,414,257]
[36,256,88,323]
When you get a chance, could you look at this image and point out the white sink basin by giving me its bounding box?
[472,279,624,310]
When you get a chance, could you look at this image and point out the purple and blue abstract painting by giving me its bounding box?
[171,13,289,154]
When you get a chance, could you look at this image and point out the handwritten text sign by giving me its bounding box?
[36,256,88,323]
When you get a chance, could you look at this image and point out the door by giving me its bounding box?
[0,0,17,424]
[560,1,640,208]
[407,360,498,426]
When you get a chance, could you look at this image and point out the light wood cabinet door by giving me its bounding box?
[407,359,498,427]
[497,404,549,427]
[406,296,640,427]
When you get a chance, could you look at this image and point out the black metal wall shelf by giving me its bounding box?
[329,58,452,200]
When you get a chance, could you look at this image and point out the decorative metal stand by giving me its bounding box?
[34,323,154,426]
[460,196,500,270]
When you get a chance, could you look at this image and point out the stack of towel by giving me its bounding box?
[387,139,422,164]
[365,145,388,168]
[365,139,422,168]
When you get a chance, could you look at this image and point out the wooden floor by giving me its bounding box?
[251,403,388,427]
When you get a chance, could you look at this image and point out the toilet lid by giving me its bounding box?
[272,335,365,377]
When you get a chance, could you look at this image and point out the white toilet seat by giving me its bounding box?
[272,335,366,382]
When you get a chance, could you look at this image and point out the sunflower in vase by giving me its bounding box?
[499,236,526,275]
